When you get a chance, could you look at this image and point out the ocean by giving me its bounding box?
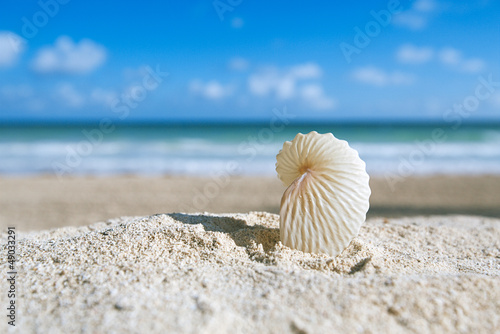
[1,122,499,178]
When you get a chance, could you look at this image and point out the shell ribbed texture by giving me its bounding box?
[276,131,371,256]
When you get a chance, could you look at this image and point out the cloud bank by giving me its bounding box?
[32,36,107,74]
[0,31,25,67]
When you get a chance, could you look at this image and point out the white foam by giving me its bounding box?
[1,134,499,176]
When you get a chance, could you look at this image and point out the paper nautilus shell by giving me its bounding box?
[276,131,371,257]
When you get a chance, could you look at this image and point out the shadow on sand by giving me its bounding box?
[167,213,280,251]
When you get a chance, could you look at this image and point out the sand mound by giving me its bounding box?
[1,212,499,333]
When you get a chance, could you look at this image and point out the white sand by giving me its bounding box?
[1,212,499,333]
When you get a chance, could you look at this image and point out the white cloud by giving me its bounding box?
[248,67,294,99]
[423,98,444,113]
[352,67,387,86]
[247,62,334,111]
[396,44,486,73]
[189,80,233,100]
[188,62,334,111]
[229,57,249,71]
[248,62,322,99]
[460,59,485,73]
[0,85,33,99]
[396,44,434,64]
[0,31,25,67]
[438,48,461,65]
[489,92,500,108]
[32,36,106,74]
[393,14,427,30]
[438,47,485,73]
[351,66,415,86]
[231,17,244,29]
[90,88,117,106]
[300,84,336,111]
[413,0,437,12]
[56,83,84,108]
[289,63,322,78]
[0,84,44,111]
[393,0,438,30]
[390,72,416,85]
[0,83,122,111]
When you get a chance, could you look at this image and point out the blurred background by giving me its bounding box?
[0,0,499,230]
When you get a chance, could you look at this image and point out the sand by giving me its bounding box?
[2,175,500,231]
[1,212,499,333]
[0,176,499,332]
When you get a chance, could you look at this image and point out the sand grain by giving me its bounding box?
[1,212,499,333]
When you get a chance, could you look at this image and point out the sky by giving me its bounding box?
[0,0,499,123]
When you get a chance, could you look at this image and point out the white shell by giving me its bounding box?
[276,131,371,257]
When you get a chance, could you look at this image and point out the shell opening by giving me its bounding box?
[298,165,312,175]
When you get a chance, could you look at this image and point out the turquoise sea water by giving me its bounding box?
[0,122,499,177]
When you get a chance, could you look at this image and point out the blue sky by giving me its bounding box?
[0,0,499,122]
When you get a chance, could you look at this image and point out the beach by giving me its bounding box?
[2,0,500,331]
[0,175,499,332]
[1,124,500,333]
[1,175,500,231]
[1,209,499,332]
